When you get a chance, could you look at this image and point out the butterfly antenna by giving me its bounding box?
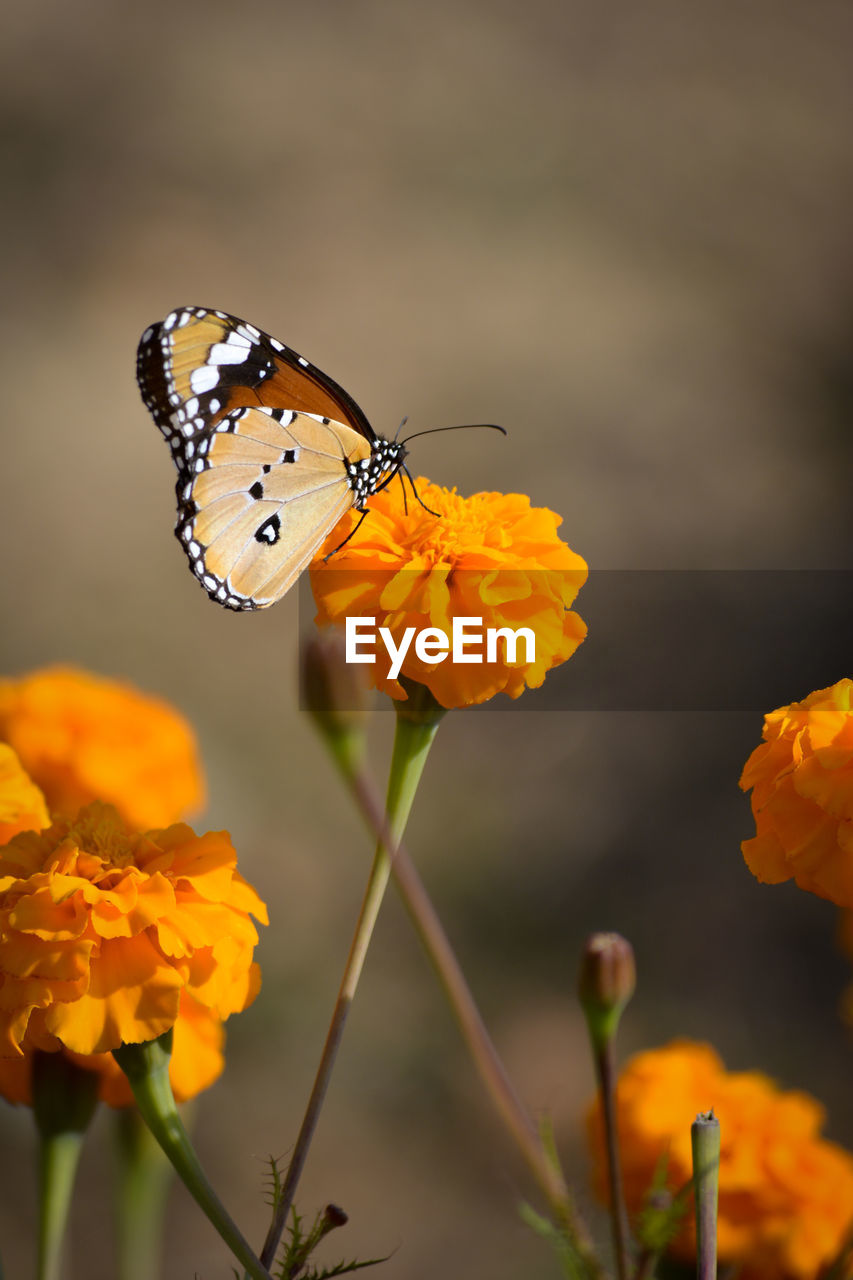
[403,465,442,518]
[400,422,507,445]
[394,415,409,442]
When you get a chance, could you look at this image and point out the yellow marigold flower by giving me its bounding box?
[739,679,853,906]
[310,477,587,708]
[0,744,49,844]
[0,666,205,830]
[0,803,267,1058]
[0,992,224,1107]
[587,1040,853,1280]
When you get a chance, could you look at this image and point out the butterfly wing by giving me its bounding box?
[137,307,376,610]
[137,306,374,442]
[178,405,370,609]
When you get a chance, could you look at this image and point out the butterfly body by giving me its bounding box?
[137,307,406,610]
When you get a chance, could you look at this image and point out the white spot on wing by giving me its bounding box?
[209,340,251,366]
[190,365,220,393]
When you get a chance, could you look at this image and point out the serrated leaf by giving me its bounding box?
[302,1254,391,1279]
[518,1203,590,1280]
[634,1164,691,1261]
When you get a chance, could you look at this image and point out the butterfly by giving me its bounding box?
[136,306,421,611]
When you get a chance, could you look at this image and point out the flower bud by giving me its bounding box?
[301,629,371,729]
[578,932,636,1049]
[321,1204,349,1234]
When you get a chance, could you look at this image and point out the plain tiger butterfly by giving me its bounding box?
[137,306,503,612]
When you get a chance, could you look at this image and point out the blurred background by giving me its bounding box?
[2,0,853,1275]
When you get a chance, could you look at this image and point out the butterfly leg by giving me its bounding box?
[322,508,371,561]
[397,470,409,515]
[400,466,441,518]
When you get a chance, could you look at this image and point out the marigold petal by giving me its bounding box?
[48,934,184,1055]
[311,476,587,708]
[588,1040,853,1280]
[183,937,261,1018]
[86,872,176,939]
[742,832,795,884]
[0,801,266,1058]
[0,666,205,830]
[741,681,853,908]
[0,745,50,843]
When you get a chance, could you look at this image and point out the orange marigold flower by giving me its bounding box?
[0,803,267,1058]
[0,992,225,1108]
[587,1040,853,1280]
[310,477,587,708]
[0,666,205,830]
[739,679,853,906]
[0,744,49,844]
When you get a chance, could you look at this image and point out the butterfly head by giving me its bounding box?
[345,436,407,510]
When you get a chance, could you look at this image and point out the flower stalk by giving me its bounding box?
[113,1108,176,1280]
[259,686,445,1270]
[32,1052,99,1280]
[304,667,602,1279]
[692,1110,720,1280]
[114,1034,271,1280]
[579,934,635,1280]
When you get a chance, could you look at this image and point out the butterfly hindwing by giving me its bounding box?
[137,307,407,611]
[176,406,372,610]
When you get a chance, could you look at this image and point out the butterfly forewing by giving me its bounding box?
[137,307,405,611]
[137,306,374,440]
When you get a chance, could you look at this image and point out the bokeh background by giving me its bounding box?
[3,1,853,1276]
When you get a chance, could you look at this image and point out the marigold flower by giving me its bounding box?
[0,744,49,844]
[310,477,587,708]
[0,992,224,1107]
[0,802,267,1058]
[0,666,205,830]
[587,1040,853,1280]
[740,679,853,906]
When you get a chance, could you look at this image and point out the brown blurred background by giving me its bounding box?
[3,1,853,1276]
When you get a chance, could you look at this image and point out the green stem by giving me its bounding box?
[113,1107,177,1280]
[319,738,604,1279]
[692,1111,720,1280]
[32,1052,99,1280]
[592,1038,631,1280]
[37,1130,85,1280]
[259,697,443,1270]
[113,1036,271,1280]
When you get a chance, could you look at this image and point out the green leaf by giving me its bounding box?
[636,1177,690,1255]
[300,1256,391,1279]
[518,1202,589,1280]
[275,1205,390,1280]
